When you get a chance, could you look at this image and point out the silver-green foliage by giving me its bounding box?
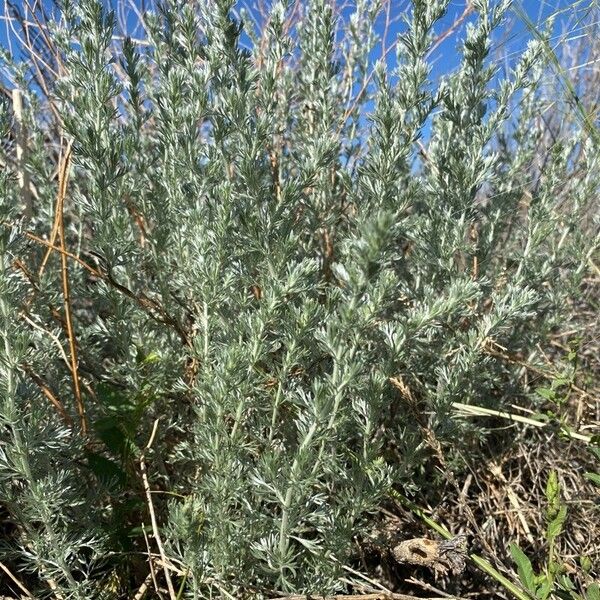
[0,0,598,597]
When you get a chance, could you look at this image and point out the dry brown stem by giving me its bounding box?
[53,141,88,434]
[22,363,73,427]
[6,226,191,347]
[271,594,450,600]
[140,420,177,600]
[0,559,34,598]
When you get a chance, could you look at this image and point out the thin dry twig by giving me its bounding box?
[132,571,153,600]
[271,594,448,600]
[3,224,191,346]
[488,462,535,545]
[0,559,34,598]
[20,311,74,373]
[426,2,474,58]
[5,0,65,112]
[337,560,393,595]
[22,363,73,427]
[19,229,103,278]
[405,577,458,599]
[140,420,177,600]
[38,137,72,278]
[141,524,163,600]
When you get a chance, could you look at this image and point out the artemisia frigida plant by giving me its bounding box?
[0,0,597,597]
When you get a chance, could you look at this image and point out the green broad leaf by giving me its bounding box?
[579,555,593,572]
[586,583,600,600]
[536,387,556,401]
[510,543,536,593]
[536,578,553,600]
[551,376,570,388]
[558,575,575,591]
[532,412,551,422]
[547,504,567,541]
[545,470,560,510]
[584,472,600,487]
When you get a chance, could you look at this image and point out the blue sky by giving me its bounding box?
[0,0,591,102]
[360,0,581,83]
[0,1,583,61]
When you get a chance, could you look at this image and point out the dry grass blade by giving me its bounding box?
[11,88,32,219]
[451,402,593,443]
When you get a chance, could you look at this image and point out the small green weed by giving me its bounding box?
[510,471,599,600]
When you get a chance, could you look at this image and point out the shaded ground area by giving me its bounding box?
[356,282,600,599]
